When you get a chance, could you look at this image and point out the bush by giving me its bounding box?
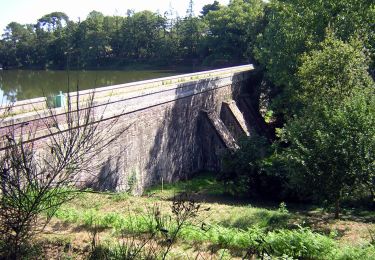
[221,135,288,199]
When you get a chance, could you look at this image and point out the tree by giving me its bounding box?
[0,92,122,258]
[36,12,69,33]
[175,15,205,60]
[200,1,221,17]
[283,93,374,218]
[204,0,265,65]
[254,0,374,116]
[84,11,108,66]
[1,22,35,68]
[293,32,374,114]
[119,11,166,60]
[282,35,375,218]
[34,12,71,68]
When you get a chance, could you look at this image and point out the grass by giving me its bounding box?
[146,172,226,197]
[37,172,375,259]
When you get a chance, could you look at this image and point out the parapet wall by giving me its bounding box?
[0,65,256,193]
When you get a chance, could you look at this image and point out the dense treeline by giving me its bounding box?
[0,0,264,69]
[221,0,374,218]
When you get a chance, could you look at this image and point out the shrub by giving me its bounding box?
[221,134,288,199]
[266,227,336,259]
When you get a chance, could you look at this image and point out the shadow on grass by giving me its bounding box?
[145,172,225,197]
[218,209,290,231]
[146,172,374,240]
[145,172,283,209]
[291,206,375,225]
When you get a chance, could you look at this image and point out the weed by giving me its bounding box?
[368,227,375,246]
[333,244,375,260]
[127,170,138,194]
[86,192,205,259]
[266,227,336,259]
[278,202,289,214]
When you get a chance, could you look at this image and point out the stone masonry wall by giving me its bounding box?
[0,65,254,194]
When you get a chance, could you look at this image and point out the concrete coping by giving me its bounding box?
[0,64,254,125]
[2,65,253,106]
[74,64,254,95]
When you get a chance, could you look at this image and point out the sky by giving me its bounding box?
[0,0,230,33]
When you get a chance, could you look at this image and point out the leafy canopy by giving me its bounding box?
[281,35,375,216]
[254,0,374,114]
[295,32,374,112]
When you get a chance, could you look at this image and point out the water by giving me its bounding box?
[0,69,182,103]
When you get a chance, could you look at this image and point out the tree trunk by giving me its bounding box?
[369,185,375,204]
[334,199,340,219]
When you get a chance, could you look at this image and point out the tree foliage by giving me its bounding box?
[243,1,375,217]
[200,0,221,17]
[0,1,265,69]
[281,35,375,218]
[204,0,265,64]
[283,92,374,218]
[220,135,288,198]
[293,32,374,113]
[254,0,374,115]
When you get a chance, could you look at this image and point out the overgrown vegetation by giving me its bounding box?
[221,135,283,198]
[11,173,374,259]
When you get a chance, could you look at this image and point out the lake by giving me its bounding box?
[0,69,185,103]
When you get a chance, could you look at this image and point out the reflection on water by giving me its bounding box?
[0,69,181,102]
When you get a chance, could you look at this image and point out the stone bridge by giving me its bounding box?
[0,65,270,194]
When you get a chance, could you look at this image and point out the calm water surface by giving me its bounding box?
[0,69,182,102]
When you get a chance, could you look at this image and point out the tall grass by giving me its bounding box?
[54,206,375,259]
[51,173,375,259]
